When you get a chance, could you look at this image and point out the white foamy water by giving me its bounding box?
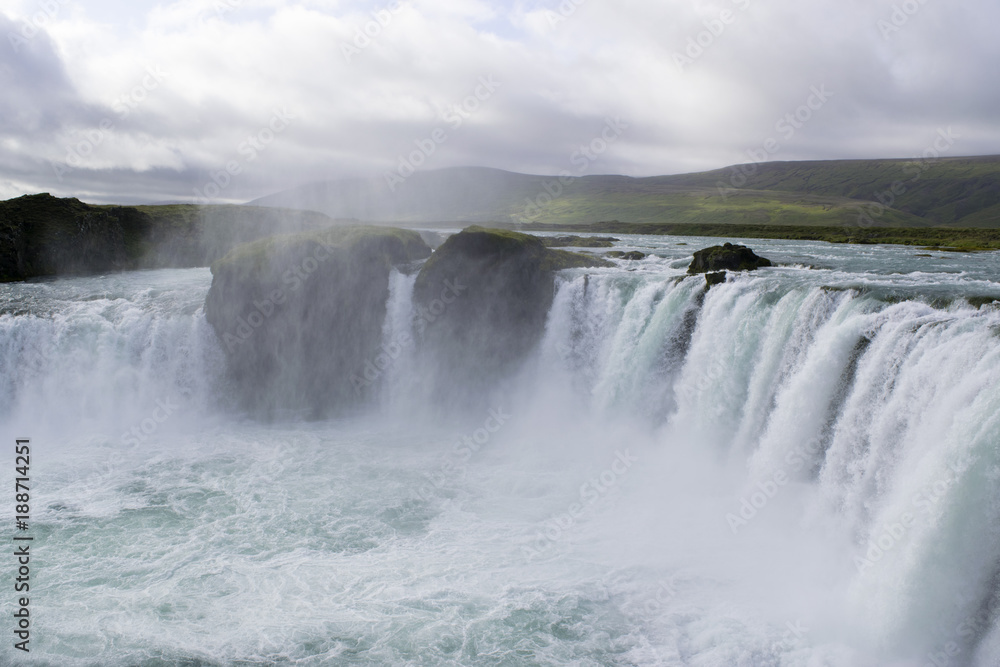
[1,236,999,666]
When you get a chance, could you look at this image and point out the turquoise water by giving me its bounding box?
[1,236,999,666]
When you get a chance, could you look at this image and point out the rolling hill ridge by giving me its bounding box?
[250,156,1000,228]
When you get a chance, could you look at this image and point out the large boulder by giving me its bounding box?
[412,226,610,405]
[204,226,430,416]
[687,242,772,275]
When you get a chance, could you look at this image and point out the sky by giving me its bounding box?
[0,0,998,204]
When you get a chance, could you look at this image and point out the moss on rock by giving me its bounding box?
[412,226,608,407]
[204,226,430,417]
[687,242,772,274]
[0,193,152,281]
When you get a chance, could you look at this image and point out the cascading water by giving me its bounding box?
[526,266,1000,664]
[0,270,226,442]
[1,236,999,666]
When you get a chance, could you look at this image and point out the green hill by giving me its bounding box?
[5,155,999,281]
[652,155,1000,227]
[250,157,1000,229]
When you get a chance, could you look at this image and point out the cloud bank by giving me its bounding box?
[0,0,997,203]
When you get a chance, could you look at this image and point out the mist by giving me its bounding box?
[3,230,999,663]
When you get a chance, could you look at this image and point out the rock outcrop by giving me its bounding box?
[704,271,727,286]
[0,194,151,281]
[204,226,430,416]
[0,193,339,281]
[687,243,771,286]
[412,226,610,405]
[201,224,612,415]
[687,243,772,274]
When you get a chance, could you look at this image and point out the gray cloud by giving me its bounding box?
[0,0,997,204]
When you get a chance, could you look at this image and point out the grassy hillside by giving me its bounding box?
[251,157,1000,229]
[648,156,1000,227]
[515,185,926,227]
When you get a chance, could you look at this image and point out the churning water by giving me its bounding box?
[1,235,999,666]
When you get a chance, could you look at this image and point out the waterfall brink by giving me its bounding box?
[1,254,999,664]
[0,270,226,442]
[519,270,1000,660]
[377,268,420,412]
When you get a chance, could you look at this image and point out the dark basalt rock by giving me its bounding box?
[0,193,151,281]
[204,226,430,417]
[0,193,342,281]
[705,271,727,286]
[412,226,610,406]
[967,296,1000,309]
[687,243,772,274]
[606,250,646,260]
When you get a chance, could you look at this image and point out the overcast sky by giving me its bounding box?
[1,0,998,204]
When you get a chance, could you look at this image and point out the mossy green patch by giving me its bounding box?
[688,243,772,274]
[211,225,428,278]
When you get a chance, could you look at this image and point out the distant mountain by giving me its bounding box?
[250,157,1000,228]
[250,167,555,224]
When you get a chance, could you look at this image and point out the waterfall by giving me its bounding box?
[523,270,1000,659]
[1,257,999,664]
[0,270,226,442]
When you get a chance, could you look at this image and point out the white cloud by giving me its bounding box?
[0,0,997,203]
